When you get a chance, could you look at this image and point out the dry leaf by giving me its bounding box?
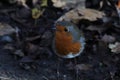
[57,8,105,23]
[99,0,113,9]
[109,42,120,54]
[17,0,29,9]
[86,25,106,33]
[20,56,34,63]
[52,0,66,8]
[26,43,40,55]
[32,8,44,19]
[52,0,85,10]
[101,34,116,43]
[0,23,16,36]
[32,0,37,5]
[3,44,14,50]
[14,49,25,57]
[41,0,48,7]
[19,63,31,70]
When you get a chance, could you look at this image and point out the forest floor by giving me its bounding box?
[0,0,120,80]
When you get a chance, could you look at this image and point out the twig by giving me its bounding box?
[57,58,61,80]
[25,35,41,41]
[0,76,10,80]
[10,13,29,27]
[63,75,67,80]
[110,72,115,80]
[0,9,16,13]
[42,76,49,80]
[15,27,21,49]
[34,19,38,27]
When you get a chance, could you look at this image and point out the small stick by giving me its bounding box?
[74,58,79,80]
[34,19,38,27]
[57,58,61,80]
[42,76,49,80]
[0,9,16,13]
[63,75,67,80]
[0,76,10,80]
[25,35,41,41]
[15,27,21,49]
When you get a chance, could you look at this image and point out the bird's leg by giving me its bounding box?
[56,57,61,80]
[74,57,79,80]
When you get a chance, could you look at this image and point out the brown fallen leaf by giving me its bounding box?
[57,8,105,23]
[52,0,85,10]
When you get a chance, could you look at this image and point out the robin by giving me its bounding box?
[53,21,85,58]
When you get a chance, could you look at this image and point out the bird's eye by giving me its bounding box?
[64,28,68,32]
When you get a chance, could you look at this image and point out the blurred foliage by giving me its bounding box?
[41,0,48,7]
[32,0,48,19]
[32,8,43,19]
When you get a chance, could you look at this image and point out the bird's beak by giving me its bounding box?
[51,24,56,31]
[51,22,61,30]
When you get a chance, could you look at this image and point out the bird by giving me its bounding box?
[53,21,85,58]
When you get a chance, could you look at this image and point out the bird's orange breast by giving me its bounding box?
[117,0,120,8]
[55,25,81,56]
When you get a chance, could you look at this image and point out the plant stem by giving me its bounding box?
[34,19,38,27]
